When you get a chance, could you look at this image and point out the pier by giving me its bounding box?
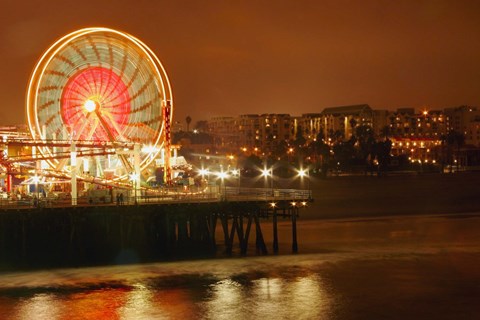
[0,187,311,270]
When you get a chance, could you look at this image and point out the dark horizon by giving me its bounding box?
[2,0,480,126]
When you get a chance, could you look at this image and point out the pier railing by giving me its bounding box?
[0,187,312,210]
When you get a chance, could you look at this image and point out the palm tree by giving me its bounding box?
[185,115,192,132]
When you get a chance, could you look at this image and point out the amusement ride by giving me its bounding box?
[1,27,175,204]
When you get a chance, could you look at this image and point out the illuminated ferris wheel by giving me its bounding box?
[26,27,172,179]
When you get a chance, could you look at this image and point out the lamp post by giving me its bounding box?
[270,168,273,195]
[231,169,240,192]
[261,167,273,197]
[217,169,228,200]
[298,167,311,200]
[32,175,40,206]
[199,168,209,185]
[129,173,139,205]
[298,168,310,190]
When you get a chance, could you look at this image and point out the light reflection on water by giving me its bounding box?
[0,255,334,320]
[4,214,479,319]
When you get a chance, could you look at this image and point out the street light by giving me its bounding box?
[199,168,209,185]
[297,167,310,191]
[297,167,312,202]
[261,167,273,196]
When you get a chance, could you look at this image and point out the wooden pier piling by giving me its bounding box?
[0,193,310,271]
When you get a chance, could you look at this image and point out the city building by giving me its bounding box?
[320,104,374,140]
[209,114,292,156]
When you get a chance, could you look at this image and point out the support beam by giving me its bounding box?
[292,207,298,253]
[71,141,77,205]
[273,208,279,253]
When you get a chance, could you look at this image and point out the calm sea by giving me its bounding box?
[1,215,480,319]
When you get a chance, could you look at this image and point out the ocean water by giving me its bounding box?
[1,215,480,319]
[0,255,338,320]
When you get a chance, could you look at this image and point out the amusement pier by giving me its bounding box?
[0,28,311,270]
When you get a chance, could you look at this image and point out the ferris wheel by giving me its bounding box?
[26,27,173,180]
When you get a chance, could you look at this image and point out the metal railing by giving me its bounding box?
[0,187,312,210]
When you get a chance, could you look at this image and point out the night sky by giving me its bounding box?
[2,0,480,126]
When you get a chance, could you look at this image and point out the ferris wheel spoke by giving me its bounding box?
[44,70,67,78]
[100,39,115,99]
[54,54,75,68]
[102,53,128,102]
[70,42,88,61]
[65,85,90,101]
[129,122,159,139]
[87,36,102,67]
[110,75,156,110]
[38,100,55,112]
[131,99,156,114]
[87,69,99,97]
[104,56,142,105]
[44,114,58,127]
[38,85,61,93]
[79,72,95,96]
[100,67,114,99]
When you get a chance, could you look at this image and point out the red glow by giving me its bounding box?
[61,67,131,141]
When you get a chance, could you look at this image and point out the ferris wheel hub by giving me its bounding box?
[83,99,97,113]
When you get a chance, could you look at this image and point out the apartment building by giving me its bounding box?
[204,105,480,161]
[208,114,292,155]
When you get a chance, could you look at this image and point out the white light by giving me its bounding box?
[217,171,228,179]
[141,145,158,153]
[261,169,270,177]
[84,99,97,112]
[129,173,139,181]
[298,169,307,177]
[71,151,77,166]
[199,169,209,176]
